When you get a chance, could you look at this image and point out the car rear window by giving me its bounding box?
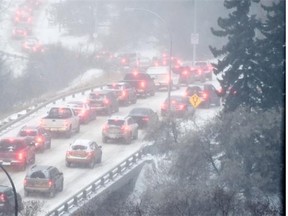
[19,130,37,137]
[30,170,47,179]
[108,119,125,126]
[0,141,25,151]
[48,108,72,118]
[71,145,87,151]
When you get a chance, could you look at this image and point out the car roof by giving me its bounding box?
[108,115,128,120]
[71,139,92,146]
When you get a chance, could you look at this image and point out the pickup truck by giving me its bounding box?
[40,106,80,138]
[0,137,36,170]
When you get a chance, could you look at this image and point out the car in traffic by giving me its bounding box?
[65,139,102,168]
[11,25,31,39]
[122,71,156,97]
[18,125,51,152]
[21,37,44,53]
[161,95,195,118]
[0,137,36,170]
[185,84,221,108]
[102,82,137,106]
[193,61,213,81]
[0,185,23,215]
[66,101,97,124]
[146,66,180,90]
[88,90,119,115]
[128,107,159,129]
[24,165,64,198]
[102,115,139,144]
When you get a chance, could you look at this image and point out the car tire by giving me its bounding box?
[102,136,108,144]
[47,140,52,149]
[134,129,138,140]
[59,181,64,192]
[65,161,71,167]
[125,135,132,144]
[88,159,95,169]
[24,190,29,197]
[48,188,56,198]
[97,155,102,163]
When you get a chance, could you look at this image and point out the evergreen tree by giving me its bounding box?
[209,0,261,112]
[256,0,285,109]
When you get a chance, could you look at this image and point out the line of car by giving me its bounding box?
[0,61,220,214]
[11,0,45,53]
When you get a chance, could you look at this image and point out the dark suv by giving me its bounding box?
[185,84,221,108]
[18,125,51,152]
[0,185,23,216]
[123,72,156,97]
[24,165,64,198]
[102,82,137,106]
[88,90,119,115]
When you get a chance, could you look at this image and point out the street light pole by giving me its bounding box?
[125,8,172,116]
[0,165,18,216]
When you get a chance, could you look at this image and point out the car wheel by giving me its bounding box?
[88,159,95,169]
[125,135,132,144]
[97,155,102,163]
[59,181,64,192]
[24,190,29,197]
[132,97,137,104]
[48,187,56,198]
[65,161,71,167]
[102,136,108,144]
[47,140,52,149]
[134,129,138,140]
[30,154,35,164]
[65,127,72,138]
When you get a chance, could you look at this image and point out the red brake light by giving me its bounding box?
[182,70,188,75]
[178,104,185,110]
[18,152,24,160]
[197,69,202,74]
[202,92,208,99]
[143,117,149,121]
[48,180,53,187]
[121,125,130,131]
[103,124,109,131]
[0,193,6,202]
[103,98,109,104]
[36,136,42,143]
[122,91,126,97]
[140,81,146,88]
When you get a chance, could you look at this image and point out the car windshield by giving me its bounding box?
[19,130,37,136]
[108,119,125,126]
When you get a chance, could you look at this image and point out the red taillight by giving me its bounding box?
[103,124,109,131]
[121,58,126,64]
[202,92,208,99]
[121,125,130,132]
[87,152,93,157]
[197,69,202,74]
[178,104,185,110]
[103,98,109,104]
[0,193,6,202]
[161,103,167,109]
[140,81,146,88]
[182,70,188,75]
[121,91,126,97]
[36,136,43,143]
[48,180,53,187]
[143,117,149,121]
[18,152,24,160]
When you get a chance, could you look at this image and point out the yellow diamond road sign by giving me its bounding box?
[189,94,202,108]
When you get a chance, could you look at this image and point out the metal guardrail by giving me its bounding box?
[46,149,146,216]
[0,83,102,133]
